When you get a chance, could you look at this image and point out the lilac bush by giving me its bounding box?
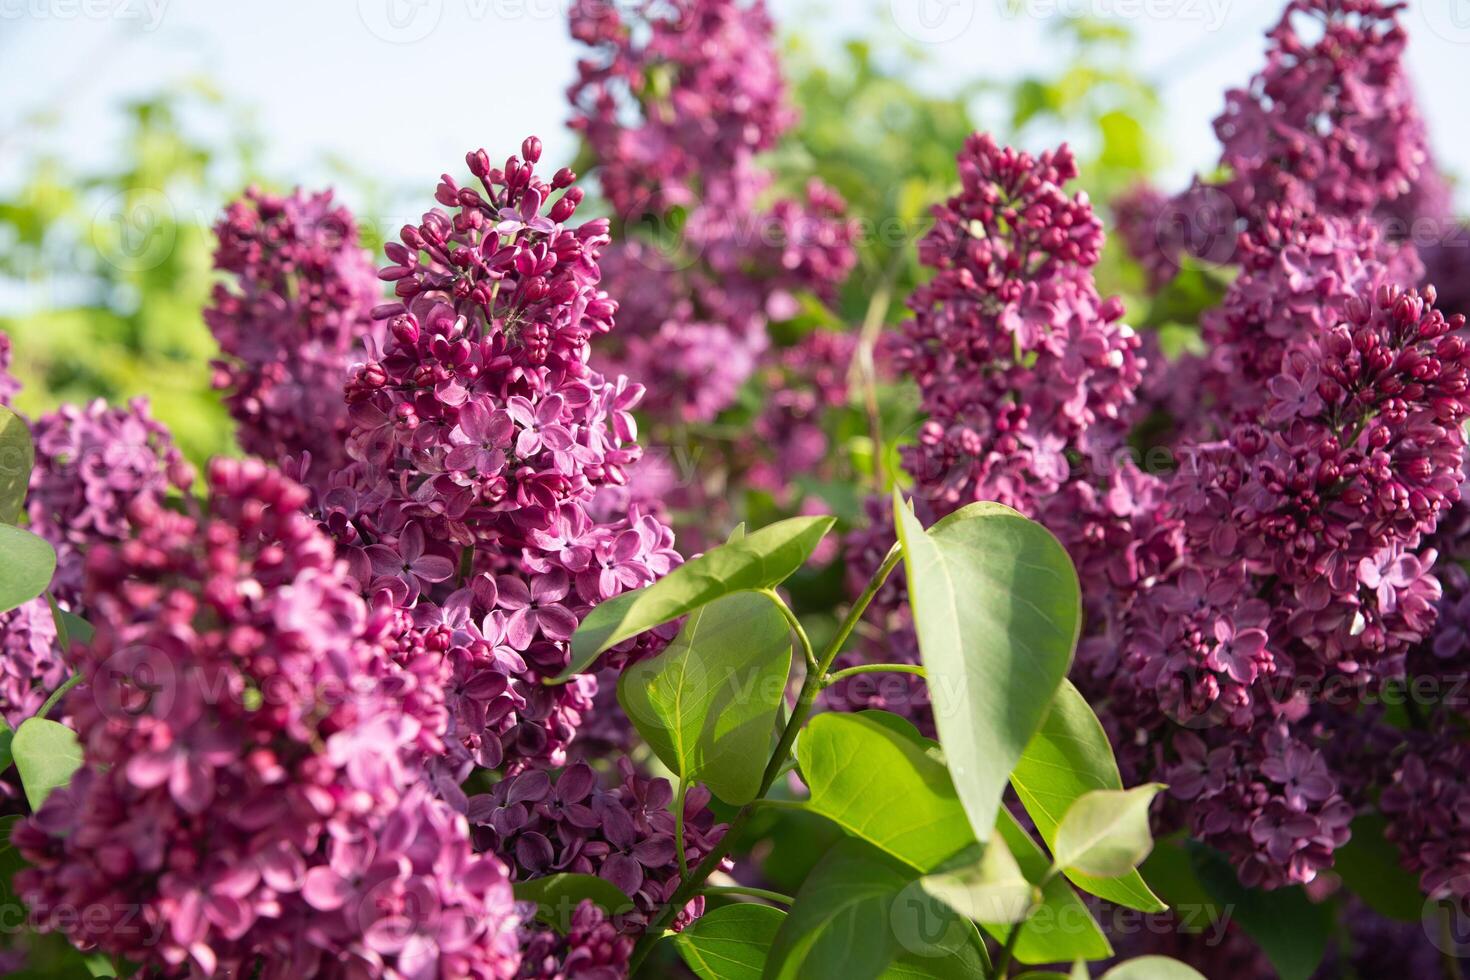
[2,0,1470,976]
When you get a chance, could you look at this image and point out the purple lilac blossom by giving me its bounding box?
[13,459,521,979]
[332,138,682,779]
[206,187,382,489]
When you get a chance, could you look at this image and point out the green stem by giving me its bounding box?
[762,588,817,673]
[823,663,926,687]
[627,542,905,971]
[675,778,690,878]
[700,885,794,906]
[994,919,1026,979]
[849,251,904,494]
[34,673,81,722]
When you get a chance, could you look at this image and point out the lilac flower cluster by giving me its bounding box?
[1117,0,1432,292]
[1194,206,1423,427]
[568,0,794,218]
[570,0,858,427]
[894,134,1144,518]
[27,397,193,607]
[206,187,382,487]
[1381,733,1470,909]
[0,398,193,727]
[333,138,683,778]
[516,900,632,980]
[469,760,726,929]
[1213,0,1428,221]
[13,459,521,978]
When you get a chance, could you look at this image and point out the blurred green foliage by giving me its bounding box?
[0,83,256,463]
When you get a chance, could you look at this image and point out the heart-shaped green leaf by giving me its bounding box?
[918,839,1036,924]
[618,591,792,804]
[893,495,1080,844]
[12,717,82,810]
[982,810,1113,964]
[1102,957,1207,980]
[1052,785,1165,879]
[763,840,975,980]
[556,515,834,682]
[1012,680,1165,911]
[0,525,56,616]
[798,711,973,872]
[674,903,785,980]
[0,407,34,526]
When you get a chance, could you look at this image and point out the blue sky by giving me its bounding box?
[3,0,1469,210]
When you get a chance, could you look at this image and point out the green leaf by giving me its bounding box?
[1011,681,1165,912]
[880,920,991,978]
[763,840,911,980]
[0,720,11,773]
[983,810,1112,964]
[1052,785,1165,879]
[1190,845,1330,980]
[764,841,978,980]
[618,591,792,805]
[511,874,635,934]
[557,515,835,681]
[0,406,35,525]
[918,839,1036,924]
[12,718,83,809]
[0,525,56,615]
[46,596,94,650]
[1333,814,1426,922]
[798,711,974,871]
[1101,957,1208,980]
[892,495,1081,844]
[674,903,785,980]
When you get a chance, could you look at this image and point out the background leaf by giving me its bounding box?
[0,526,56,615]
[893,497,1080,844]
[674,903,785,980]
[0,407,35,525]
[559,515,834,680]
[1011,681,1165,911]
[618,591,791,805]
[763,840,911,980]
[1052,785,1164,879]
[1190,845,1330,980]
[12,718,82,810]
[798,711,973,871]
[1333,814,1426,922]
